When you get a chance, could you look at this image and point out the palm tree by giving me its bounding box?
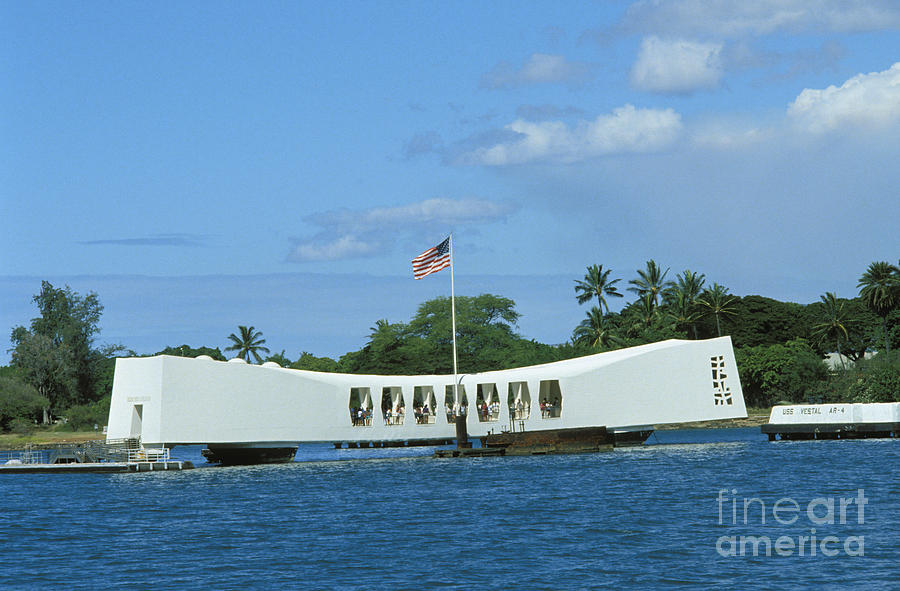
[665,290,702,337]
[574,264,623,316]
[368,318,403,352]
[857,261,900,355]
[698,283,738,337]
[628,260,673,312]
[573,307,621,351]
[369,318,392,340]
[627,294,658,336]
[663,269,706,338]
[811,292,852,370]
[225,325,270,364]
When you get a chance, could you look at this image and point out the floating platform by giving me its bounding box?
[0,439,194,473]
[0,460,194,473]
[762,403,900,441]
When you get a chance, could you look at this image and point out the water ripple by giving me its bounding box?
[1,429,897,589]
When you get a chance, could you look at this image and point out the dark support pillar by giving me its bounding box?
[456,415,471,449]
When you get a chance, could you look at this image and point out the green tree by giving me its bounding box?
[156,344,226,360]
[857,261,900,354]
[736,339,828,407]
[666,269,706,302]
[11,332,73,423]
[573,306,621,351]
[698,283,738,337]
[810,292,852,370]
[406,294,521,374]
[10,282,104,415]
[727,295,808,346]
[356,319,413,374]
[291,352,342,372]
[340,293,572,376]
[663,269,706,338]
[0,376,49,432]
[629,294,658,332]
[664,290,702,338]
[225,326,271,364]
[264,350,293,367]
[847,355,900,403]
[802,297,876,361]
[574,264,623,316]
[61,396,111,431]
[628,259,673,312]
[614,295,684,344]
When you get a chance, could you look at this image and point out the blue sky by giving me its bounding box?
[2,1,899,363]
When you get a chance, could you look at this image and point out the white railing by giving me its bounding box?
[0,448,48,465]
[0,439,169,466]
[127,447,170,463]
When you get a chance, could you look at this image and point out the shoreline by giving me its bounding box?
[655,414,769,430]
[2,414,772,450]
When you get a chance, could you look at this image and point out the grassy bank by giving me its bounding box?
[0,429,104,450]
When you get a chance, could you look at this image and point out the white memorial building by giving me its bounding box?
[106,336,747,462]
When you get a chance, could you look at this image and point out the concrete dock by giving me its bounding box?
[0,460,194,474]
[0,439,194,473]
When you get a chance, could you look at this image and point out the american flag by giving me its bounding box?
[411,237,451,279]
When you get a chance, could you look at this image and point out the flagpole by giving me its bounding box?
[449,233,460,409]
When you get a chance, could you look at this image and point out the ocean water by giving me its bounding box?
[1,428,898,590]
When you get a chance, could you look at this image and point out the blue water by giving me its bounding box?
[2,428,898,590]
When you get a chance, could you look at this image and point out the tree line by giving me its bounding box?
[1,260,898,432]
[569,259,899,407]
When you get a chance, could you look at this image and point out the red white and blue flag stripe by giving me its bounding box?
[411,237,451,279]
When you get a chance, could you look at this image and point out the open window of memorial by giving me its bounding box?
[475,383,500,422]
[381,387,405,426]
[508,381,531,421]
[413,386,436,424]
[349,387,373,426]
[539,380,562,418]
[444,384,468,423]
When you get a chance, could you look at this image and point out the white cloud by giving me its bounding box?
[623,0,900,37]
[287,198,516,262]
[690,122,771,149]
[480,53,593,89]
[289,236,380,262]
[630,37,723,94]
[787,62,900,133]
[459,105,683,166]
